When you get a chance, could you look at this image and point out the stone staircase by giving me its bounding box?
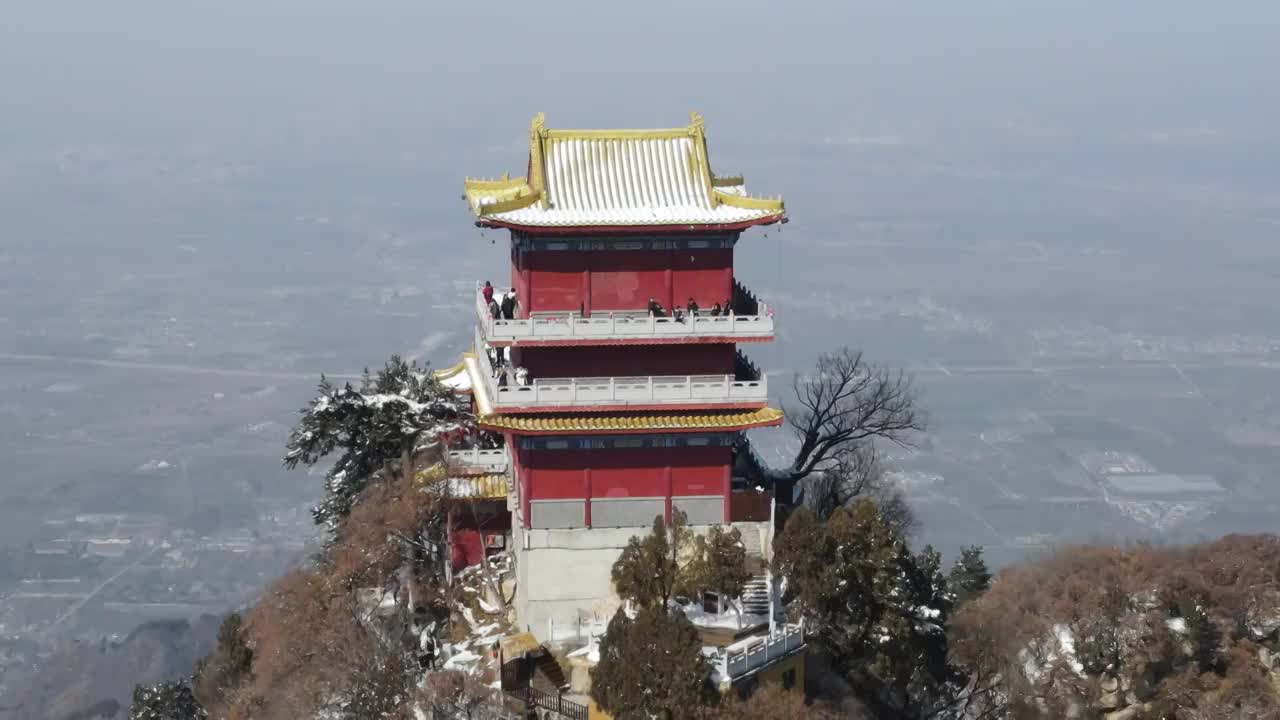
[741,575,772,616]
[532,650,570,691]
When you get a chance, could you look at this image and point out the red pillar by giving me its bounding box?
[519,261,531,319]
[520,449,532,530]
[722,461,732,523]
[583,264,592,317]
[583,467,592,528]
[664,248,674,311]
[664,449,674,523]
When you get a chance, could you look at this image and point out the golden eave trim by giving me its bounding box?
[714,190,785,212]
[477,406,784,433]
[464,175,527,190]
[712,175,745,187]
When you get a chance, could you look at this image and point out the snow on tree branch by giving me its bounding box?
[283,354,474,529]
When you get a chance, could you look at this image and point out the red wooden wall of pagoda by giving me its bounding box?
[517,445,731,502]
[449,503,510,572]
[513,249,733,315]
[514,344,735,378]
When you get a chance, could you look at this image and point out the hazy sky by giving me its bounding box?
[4,1,1278,158]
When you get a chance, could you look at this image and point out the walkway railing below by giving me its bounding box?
[717,623,805,680]
[475,284,773,342]
[445,446,509,473]
[478,329,767,409]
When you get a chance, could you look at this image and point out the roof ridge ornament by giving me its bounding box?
[529,113,549,208]
[688,111,705,137]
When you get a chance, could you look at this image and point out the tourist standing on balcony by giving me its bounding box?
[687,298,699,317]
[501,289,518,320]
[724,298,733,315]
[487,296,500,319]
[647,297,664,317]
[482,280,494,304]
[710,302,722,317]
[515,365,529,387]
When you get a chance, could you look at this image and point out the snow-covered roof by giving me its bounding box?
[433,360,472,392]
[463,113,785,230]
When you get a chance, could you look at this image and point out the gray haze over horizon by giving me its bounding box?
[2,2,1280,706]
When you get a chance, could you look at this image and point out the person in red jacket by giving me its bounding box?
[481,280,494,304]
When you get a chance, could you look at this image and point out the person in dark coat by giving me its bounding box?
[710,302,722,317]
[647,297,664,317]
[686,298,699,317]
[488,297,501,319]
[481,280,494,304]
[500,290,516,320]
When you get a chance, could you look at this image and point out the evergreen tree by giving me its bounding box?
[773,500,957,718]
[130,680,206,720]
[590,607,715,720]
[704,526,751,609]
[192,613,253,713]
[611,512,689,609]
[947,545,992,608]
[283,355,471,528]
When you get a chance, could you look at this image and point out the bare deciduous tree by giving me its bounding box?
[784,348,923,515]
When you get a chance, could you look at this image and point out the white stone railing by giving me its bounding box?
[445,446,508,473]
[718,623,805,680]
[474,284,773,342]
[476,326,768,409]
[476,329,767,409]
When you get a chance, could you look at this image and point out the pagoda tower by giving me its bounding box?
[459,113,785,640]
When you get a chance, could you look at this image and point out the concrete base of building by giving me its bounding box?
[513,520,771,644]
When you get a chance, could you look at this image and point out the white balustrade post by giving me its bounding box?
[609,311,615,335]
[648,376,655,401]
[570,377,576,402]
[609,376,615,400]
[729,309,736,332]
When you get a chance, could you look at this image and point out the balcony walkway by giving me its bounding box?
[476,332,767,412]
[474,283,773,346]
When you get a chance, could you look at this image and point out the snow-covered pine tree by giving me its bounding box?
[130,680,206,720]
[283,355,472,529]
